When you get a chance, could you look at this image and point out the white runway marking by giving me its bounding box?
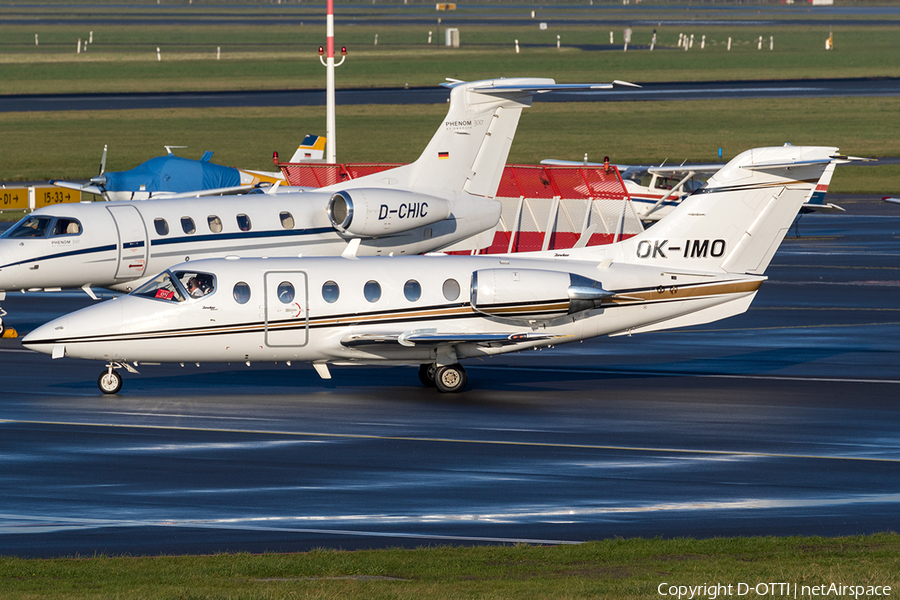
[470,364,900,386]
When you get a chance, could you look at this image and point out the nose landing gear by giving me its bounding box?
[98,368,123,395]
[97,362,139,394]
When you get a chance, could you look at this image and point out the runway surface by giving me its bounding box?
[2,78,898,113]
[1,196,899,557]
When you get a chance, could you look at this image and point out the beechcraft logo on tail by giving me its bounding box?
[636,239,726,259]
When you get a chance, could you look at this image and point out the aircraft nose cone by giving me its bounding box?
[22,317,68,355]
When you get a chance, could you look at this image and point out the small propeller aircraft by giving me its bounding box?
[542,155,853,221]
[23,145,853,394]
[50,145,288,202]
[50,135,329,202]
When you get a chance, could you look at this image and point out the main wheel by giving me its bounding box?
[434,364,467,393]
[98,370,123,395]
[418,363,437,388]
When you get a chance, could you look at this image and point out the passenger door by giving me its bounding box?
[106,205,148,280]
[264,271,309,347]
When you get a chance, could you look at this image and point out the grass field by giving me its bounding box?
[1,4,898,193]
[1,24,898,93]
[1,534,898,599]
[1,3,898,192]
[2,97,897,192]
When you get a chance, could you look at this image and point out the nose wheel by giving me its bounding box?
[98,365,123,395]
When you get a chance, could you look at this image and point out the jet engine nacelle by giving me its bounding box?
[470,268,614,324]
[327,189,451,238]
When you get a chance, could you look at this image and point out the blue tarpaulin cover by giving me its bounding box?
[104,155,241,193]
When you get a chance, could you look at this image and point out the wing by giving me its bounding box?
[341,330,568,348]
[647,164,724,176]
[50,180,105,196]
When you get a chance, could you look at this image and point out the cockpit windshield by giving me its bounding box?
[0,215,83,239]
[2,216,53,239]
[134,271,186,302]
[133,270,216,302]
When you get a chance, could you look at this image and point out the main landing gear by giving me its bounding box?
[419,363,468,393]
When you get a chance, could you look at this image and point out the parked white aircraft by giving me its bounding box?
[542,156,850,221]
[24,145,847,393]
[0,77,635,334]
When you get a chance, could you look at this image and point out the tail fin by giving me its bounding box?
[617,145,841,274]
[289,134,327,162]
[332,77,636,197]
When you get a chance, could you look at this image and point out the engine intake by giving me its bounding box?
[327,189,451,238]
[470,269,613,323]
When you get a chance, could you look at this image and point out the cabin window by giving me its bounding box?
[133,270,185,303]
[322,281,340,303]
[207,215,223,233]
[181,217,196,234]
[237,214,252,232]
[154,218,169,236]
[3,215,52,239]
[277,282,295,304]
[280,211,295,229]
[233,282,251,304]
[442,278,460,301]
[52,218,82,236]
[364,280,381,303]
[404,279,421,302]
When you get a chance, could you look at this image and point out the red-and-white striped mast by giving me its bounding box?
[320,0,346,164]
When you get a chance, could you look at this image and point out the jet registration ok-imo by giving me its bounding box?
[24,145,854,393]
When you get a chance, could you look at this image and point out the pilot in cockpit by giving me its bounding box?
[187,274,214,298]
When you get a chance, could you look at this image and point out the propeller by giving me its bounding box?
[87,145,110,200]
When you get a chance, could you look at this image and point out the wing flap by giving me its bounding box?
[341,330,566,348]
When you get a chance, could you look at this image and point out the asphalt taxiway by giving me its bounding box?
[1,78,898,113]
[1,196,899,557]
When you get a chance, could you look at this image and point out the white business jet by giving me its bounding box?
[24,145,848,394]
[0,77,635,333]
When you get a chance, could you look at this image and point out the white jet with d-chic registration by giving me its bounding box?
[24,145,854,393]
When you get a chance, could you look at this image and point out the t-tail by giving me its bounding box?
[326,77,638,198]
[616,145,845,275]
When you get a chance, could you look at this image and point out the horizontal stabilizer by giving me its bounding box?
[462,80,640,94]
[801,202,845,213]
